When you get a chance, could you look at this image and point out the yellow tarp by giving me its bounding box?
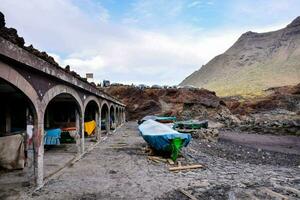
[84,120,96,136]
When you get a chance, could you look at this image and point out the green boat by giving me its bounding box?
[173,120,208,130]
[155,116,177,123]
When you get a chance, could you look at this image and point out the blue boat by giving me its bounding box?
[138,119,191,160]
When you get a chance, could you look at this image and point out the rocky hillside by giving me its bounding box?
[104,86,237,125]
[105,84,300,135]
[180,17,300,97]
[224,83,300,135]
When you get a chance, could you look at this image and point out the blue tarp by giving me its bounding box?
[44,128,61,145]
[138,119,191,151]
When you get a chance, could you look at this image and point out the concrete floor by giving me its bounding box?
[27,122,300,200]
[2,123,299,199]
[0,140,82,200]
[44,144,77,180]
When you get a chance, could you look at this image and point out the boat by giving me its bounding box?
[138,115,157,125]
[138,115,176,125]
[155,116,177,123]
[173,120,208,130]
[61,127,77,143]
[138,119,191,161]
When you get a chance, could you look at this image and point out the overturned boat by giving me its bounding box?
[138,119,191,160]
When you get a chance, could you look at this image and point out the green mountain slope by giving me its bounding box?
[180,17,300,97]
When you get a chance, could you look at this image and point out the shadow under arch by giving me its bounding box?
[0,63,40,185]
[83,96,101,140]
[100,102,109,133]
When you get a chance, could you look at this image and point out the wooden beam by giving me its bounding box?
[273,184,300,197]
[169,164,203,171]
[261,187,289,200]
[178,189,198,200]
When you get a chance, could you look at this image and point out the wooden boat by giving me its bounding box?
[155,116,177,123]
[138,119,191,161]
[138,116,176,124]
[173,120,208,130]
[61,127,77,143]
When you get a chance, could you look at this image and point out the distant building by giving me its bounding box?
[86,73,94,83]
[151,85,162,89]
[138,84,147,89]
[110,83,123,87]
[103,80,110,87]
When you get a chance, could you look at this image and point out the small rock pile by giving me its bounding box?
[191,128,219,142]
[236,109,300,135]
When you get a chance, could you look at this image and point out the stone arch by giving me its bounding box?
[109,104,116,130]
[0,61,40,112]
[83,96,101,139]
[100,101,110,133]
[115,107,118,126]
[83,96,100,113]
[0,61,41,185]
[41,85,85,184]
[41,85,83,113]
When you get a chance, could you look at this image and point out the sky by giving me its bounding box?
[1,0,300,86]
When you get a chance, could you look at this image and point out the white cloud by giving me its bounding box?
[187,1,203,8]
[0,0,296,86]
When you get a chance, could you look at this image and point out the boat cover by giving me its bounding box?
[0,134,25,169]
[138,119,191,151]
[44,128,61,145]
[84,120,96,135]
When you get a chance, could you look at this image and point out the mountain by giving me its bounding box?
[180,17,300,97]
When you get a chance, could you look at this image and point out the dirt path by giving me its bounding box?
[26,122,299,200]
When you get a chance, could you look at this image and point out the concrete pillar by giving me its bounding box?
[107,108,110,133]
[26,108,35,185]
[116,109,118,127]
[80,111,85,154]
[123,110,125,123]
[118,109,122,126]
[98,112,101,140]
[95,111,100,140]
[75,110,81,156]
[123,110,126,123]
[114,108,117,129]
[35,115,44,187]
[5,105,11,133]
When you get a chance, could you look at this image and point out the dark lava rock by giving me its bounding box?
[0,11,5,28]
[192,139,300,167]
[287,16,300,28]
